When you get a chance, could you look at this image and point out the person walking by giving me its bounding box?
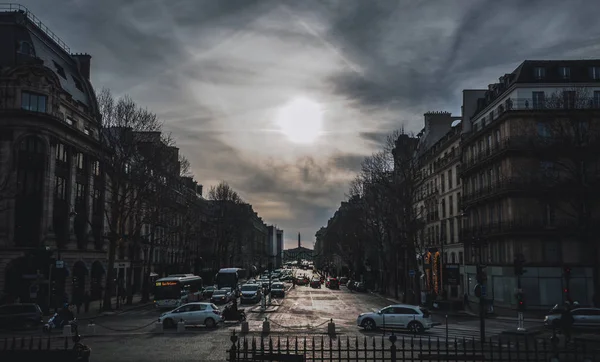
[560,302,574,344]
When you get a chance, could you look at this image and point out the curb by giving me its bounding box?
[78,302,152,320]
[248,307,279,313]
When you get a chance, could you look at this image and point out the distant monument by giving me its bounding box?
[298,232,301,248]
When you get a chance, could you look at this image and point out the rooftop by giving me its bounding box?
[1,3,70,54]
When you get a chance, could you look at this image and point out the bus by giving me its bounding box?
[215,268,246,297]
[154,274,203,310]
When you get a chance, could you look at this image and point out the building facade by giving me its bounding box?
[0,5,107,307]
[460,60,600,309]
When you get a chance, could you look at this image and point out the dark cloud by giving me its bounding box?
[22,0,600,249]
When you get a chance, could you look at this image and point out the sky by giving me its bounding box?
[20,0,600,249]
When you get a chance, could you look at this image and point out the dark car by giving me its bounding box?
[296,277,309,286]
[271,283,286,298]
[354,282,367,292]
[0,303,44,330]
[326,278,339,290]
[210,289,232,305]
[339,277,348,285]
[240,284,262,304]
[310,279,321,288]
[203,286,216,299]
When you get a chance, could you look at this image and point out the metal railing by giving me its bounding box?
[461,176,545,204]
[0,335,90,361]
[0,3,71,53]
[461,217,592,239]
[226,331,597,362]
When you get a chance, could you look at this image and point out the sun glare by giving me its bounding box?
[275,97,323,144]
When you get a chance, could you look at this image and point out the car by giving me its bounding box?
[357,304,434,334]
[326,278,339,290]
[202,286,216,299]
[295,277,309,286]
[271,282,286,298]
[354,282,367,292]
[210,289,233,305]
[339,277,348,285]
[0,303,44,330]
[544,306,600,328]
[240,284,262,304]
[310,279,321,288]
[245,279,256,285]
[158,302,222,329]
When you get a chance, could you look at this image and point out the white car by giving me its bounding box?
[357,304,434,334]
[159,302,223,329]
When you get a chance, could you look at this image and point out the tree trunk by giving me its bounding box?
[141,241,155,303]
[103,234,117,311]
[126,243,134,305]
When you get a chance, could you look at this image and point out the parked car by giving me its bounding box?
[159,302,222,329]
[544,306,600,328]
[339,277,348,285]
[271,282,286,298]
[310,279,321,288]
[357,304,435,333]
[210,289,233,305]
[240,284,262,304]
[295,277,309,286]
[202,286,216,299]
[354,282,367,292]
[0,303,44,330]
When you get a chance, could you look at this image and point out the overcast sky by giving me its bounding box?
[22,0,600,249]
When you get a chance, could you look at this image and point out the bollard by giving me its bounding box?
[62,324,72,337]
[177,319,186,333]
[327,318,336,336]
[87,321,96,335]
[154,320,163,333]
[241,321,249,333]
[262,317,270,334]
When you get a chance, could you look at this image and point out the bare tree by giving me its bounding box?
[96,88,167,311]
[179,154,193,178]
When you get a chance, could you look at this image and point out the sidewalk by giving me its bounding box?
[73,294,151,320]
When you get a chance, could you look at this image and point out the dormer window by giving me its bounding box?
[52,61,67,79]
[559,67,571,79]
[534,67,545,80]
[590,67,600,80]
[17,41,34,56]
[72,76,84,92]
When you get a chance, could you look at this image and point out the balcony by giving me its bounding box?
[463,97,600,145]
[461,218,591,239]
[461,176,545,205]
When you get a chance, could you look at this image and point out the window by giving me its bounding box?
[72,76,84,92]
[533,67,545,79]
[559,66,571,79]
[486,135,492,154]
[495,129,501,146]
[55,143,67,162]
[590,66,600,80]
[92,161,100,176]
[449,195,454,216]
[65,117,75,126]
[92,189,101,212]
[52,61,67,79]
[54,176,66,199]
[488,205,494,225]
[76,153,84,169]
[532,91,545,109]
[543,204,556,226]
[75,183,85,203]
[594,91,600,108]
[458,251,464,264]
[449,218,455,243]
[497,203,503,224]
[495,164,501,183]
[17,41,34,56]
[563,91,576,109]
[441,199,446,218]
[537,122,551,138]
[21,91,47,113]
[456,166,460,185]
[448,169,453,189]
[440,174,445,192]
[84,127,91,136]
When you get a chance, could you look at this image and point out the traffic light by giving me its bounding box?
[516,292,525,311]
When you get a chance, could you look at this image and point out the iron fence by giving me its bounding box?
[226,331,597,362]
[0,335,91,361]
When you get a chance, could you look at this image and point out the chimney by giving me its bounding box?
[196,184,203,196]
[298,232,301,248]
[71,53,91,80]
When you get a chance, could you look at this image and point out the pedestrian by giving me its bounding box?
[83,291,90,313]
[560,302,574,344]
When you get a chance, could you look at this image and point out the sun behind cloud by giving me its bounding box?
[274,97,323,144]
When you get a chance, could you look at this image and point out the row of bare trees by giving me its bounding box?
[96,89,256,310]
[319,131,424,304]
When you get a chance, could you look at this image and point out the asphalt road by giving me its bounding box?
[1,269,547,361]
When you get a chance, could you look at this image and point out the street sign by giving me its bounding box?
[55,260,64,269]
[408,269,415,277]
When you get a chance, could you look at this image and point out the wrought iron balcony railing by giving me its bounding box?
[460,217,592,239]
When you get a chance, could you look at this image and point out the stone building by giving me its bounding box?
[460,60,600,309]
[0,5,106,308]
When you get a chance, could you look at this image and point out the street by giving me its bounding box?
[0,270,546,361]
